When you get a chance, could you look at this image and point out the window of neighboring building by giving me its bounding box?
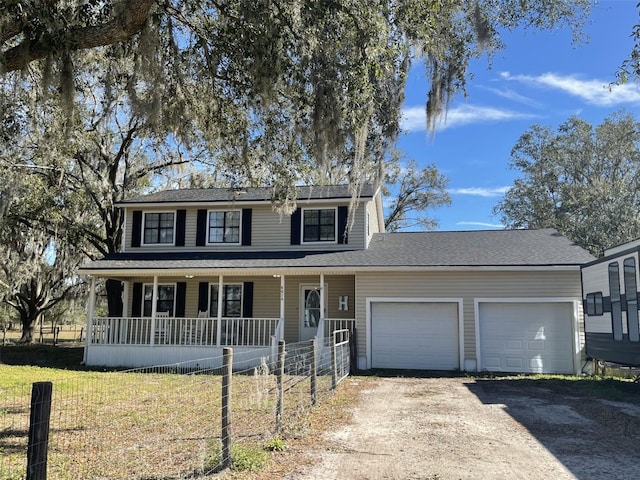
[624,257,640,342]
[210,284,242,317]
[585,292,604,316]
[143,284,175,316]
[143,212,175,244]
[609,262,623,341]
[208,210,241,244]
[302,208,336,243]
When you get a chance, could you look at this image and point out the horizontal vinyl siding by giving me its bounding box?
[356,270,583,365]
[283,275,356,344]
[123,203,367,252]
[122,274,354,343]
[366,199,380,236]
[125,275,280,318]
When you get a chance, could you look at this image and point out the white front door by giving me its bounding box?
[300,287,322,341]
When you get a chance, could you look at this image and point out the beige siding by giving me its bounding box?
[122,203,367,253]
[122,274,354,343]
[366,199,381,238]
[124,275,281,318]
[282,275,356,344]
[355,270,584,368]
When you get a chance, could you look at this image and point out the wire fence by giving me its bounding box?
[0,336,350,479]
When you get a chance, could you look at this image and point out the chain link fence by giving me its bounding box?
[0,336,350,479]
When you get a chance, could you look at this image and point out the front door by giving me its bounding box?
[300,287,321,341]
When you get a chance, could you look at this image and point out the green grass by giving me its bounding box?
[0,358,339,480]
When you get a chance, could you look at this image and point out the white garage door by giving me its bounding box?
[371,302,459,370]
[478,302,574,374]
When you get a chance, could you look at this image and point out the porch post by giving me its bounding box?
[150,275,158,345]
[83,276,97,364]
[215,275,224,346]
[279,274,285,340]
[318,273,325,341]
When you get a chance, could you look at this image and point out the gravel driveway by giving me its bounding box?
[288,375,640,480]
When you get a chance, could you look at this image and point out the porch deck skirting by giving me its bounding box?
[87,316,281,368]
[85,344,274,370]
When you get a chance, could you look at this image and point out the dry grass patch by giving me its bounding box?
[1,364,374,480]
[235,376,378,480]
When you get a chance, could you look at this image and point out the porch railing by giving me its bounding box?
[90,316,280,347]
[322,318,355,345]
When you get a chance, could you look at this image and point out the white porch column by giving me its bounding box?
[83,276,97,364]
[279,275,285,340]
[318,273,325,341]
[215,275,224,345]
[150,275,158,345]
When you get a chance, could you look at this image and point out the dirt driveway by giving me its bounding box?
[288,375,640,480]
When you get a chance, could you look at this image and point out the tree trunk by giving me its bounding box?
[106,279,123,317]
[19,312,38,343]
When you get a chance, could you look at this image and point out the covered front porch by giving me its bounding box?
[83,271,356,368]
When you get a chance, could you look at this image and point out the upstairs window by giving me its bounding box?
[208,211,241,244]
[210,284,242,317]
[143,212,174,244]
[303,208,336,243]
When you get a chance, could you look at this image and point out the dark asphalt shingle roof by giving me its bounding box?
[118,184,375,205]
[80,229,595,272]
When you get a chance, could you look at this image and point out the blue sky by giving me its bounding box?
[397,0,640,231]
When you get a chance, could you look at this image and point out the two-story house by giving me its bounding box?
[79,184,594,373]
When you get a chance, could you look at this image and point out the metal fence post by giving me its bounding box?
[221,348,233,470]
[276,340,285,433]
[27,381,53,480]
[310,338,317,406]
[331,333,337,390]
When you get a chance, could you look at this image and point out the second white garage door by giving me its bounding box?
[371,302,460,370]
[478,302,575,374]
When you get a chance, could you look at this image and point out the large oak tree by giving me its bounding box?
[495,111,640,257]
[1,1,591,193]
[0,1,592,339]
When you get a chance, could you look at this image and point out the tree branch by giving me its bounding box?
[1,0,157,73]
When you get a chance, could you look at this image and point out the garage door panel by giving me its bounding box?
[479,302,574,374]
[371,302,459,370]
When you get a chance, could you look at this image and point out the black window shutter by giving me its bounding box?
[243,282,254,318]
[198,282,209,313]
[175,210,186,246]
[290,208,301,245]
[196,209,207,246]
[176,282,186,317]
[131,211,142,247]
[241,208,252,246]
[338,206,348,244]
[132,282,143,316]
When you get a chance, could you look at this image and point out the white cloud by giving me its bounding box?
[448,186,510,198]
[456,221,504,229]
[481,86,542,108]
[401,104,537,132]
[499,71,640,107]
